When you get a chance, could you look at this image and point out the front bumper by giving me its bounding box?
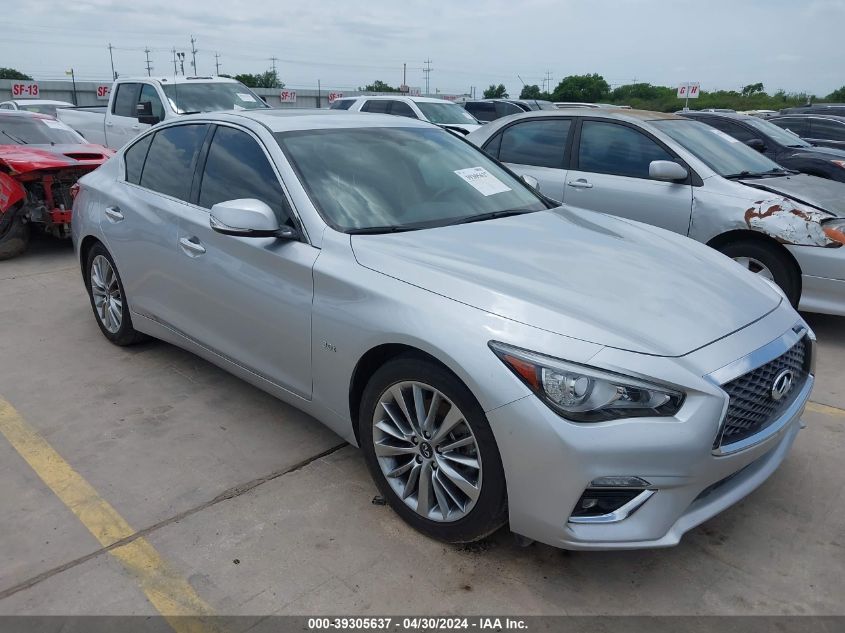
[787,244,845,317]
[487,315,813,550]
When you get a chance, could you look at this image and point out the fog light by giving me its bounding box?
[570,489,644,518]
[590,476,650,488]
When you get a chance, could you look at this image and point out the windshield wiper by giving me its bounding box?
[444,209,534,226]
[346,225,419,235]
[1,130,28,144]
[724,168,791,180]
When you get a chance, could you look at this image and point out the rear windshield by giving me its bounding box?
[0,116,85,145]
[161,82,269,113]
[16,103,67,116]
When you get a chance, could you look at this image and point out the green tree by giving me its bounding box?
[0,67,32,80]
[483,84,508,98]
[233,71,283,89]
[519,84,542,99]
[741,82,765,97]
[362,80,399,92]
[827,86,845,102]
[551,74,610,103]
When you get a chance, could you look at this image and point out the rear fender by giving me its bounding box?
[0,172,26,214]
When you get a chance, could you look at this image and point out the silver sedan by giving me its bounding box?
[72,110,814,549]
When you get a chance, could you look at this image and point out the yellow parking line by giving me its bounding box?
[808,401,845,417]
[0,397,222,633]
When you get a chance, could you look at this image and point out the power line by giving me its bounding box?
[269,56,279,74]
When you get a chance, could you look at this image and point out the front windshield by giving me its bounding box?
[17,104,64,116]
[0,116,85,145]
[745,117,811,148]
[653,119,782,177]
[162,82,269,113]
[415,102,479,125]
[275,126,546,232]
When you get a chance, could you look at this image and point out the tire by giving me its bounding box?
[0,210,30,260]
[84,243,146,346]
[359,355,507,543]
[717,239,800,307]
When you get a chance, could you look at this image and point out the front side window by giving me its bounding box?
[495,102,523,118]
[139,124,208,200]
[112,83,140,118]
[361,100,390,114]
[771,117,810,137]
[276,127,546,232]
[653,119,781,178]
[139,84,166,121]
[498,119,571,168]
[329,99,354,110]
[745,117,810,147]
[465,102,496,122]
[578,121,673,178]
[389,101,418,118]
[124,134,153,184]
[700,118,756,143]
[198,126,290,222]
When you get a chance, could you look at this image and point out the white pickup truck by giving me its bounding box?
[57,76,269,149]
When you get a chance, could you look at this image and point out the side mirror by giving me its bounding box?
[209,199,298,239]
[649,160,688,182]
[745,138,766,153]
[136,101,160,125]
[521,174,540,191]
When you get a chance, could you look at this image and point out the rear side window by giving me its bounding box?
[198,126,290,222]
[124,134,153,184]
[329,99,354,110]
[495,102,523,118]
[139,124,208,200]
[772,117,809,137]
[811,119,845,141]
[498,119,571,168]
[389,101,417,118]
[577,121,673,179]
[465,102,496,122]
[112,83,140,118]
[361,100,390,114]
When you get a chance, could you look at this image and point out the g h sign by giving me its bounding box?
[677,83,700,99]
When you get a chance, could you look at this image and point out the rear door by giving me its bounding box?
[482,118,572,201]
[106,82,143,148]
[562,119,694,235]
[173,124,318,397]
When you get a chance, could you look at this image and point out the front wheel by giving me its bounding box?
[84,243,146,346]
[359,355,507,543]
[0,210,30,260]
[718,240,800,307]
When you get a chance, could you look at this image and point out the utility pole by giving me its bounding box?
[177,52,186,76]
[403,63,406,90]
[172,48,178,75]
[269,56,279,75]
[214,52,221,76]
[144,48,153,76]
[544,70,553,94]
[190,35,198,74]
[108,43,116,80]
[317,79,321,108]
[423,59,432,95]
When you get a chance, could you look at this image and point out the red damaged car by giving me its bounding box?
[0,111,112,259]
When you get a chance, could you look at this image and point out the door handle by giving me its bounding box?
[567,179,594,190]
[104,206,124,222]
[131,124,140,130]
[179,236,206,256]
[105,122,113,127]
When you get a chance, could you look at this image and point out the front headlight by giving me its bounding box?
[489,342,685,422]
[831,160,845,170]
[822,218,845,246]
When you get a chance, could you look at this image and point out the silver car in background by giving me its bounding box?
[468,109,845,316]
[73,110,814,549]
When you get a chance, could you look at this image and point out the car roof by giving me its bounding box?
[185,108,435,132]
[0,110,52,119]
[771,113,845,122]
[7,99,74,106]
[124,76,240,85]
[542,108,683,122]
[681,110,755,122]
[353,95,457,104]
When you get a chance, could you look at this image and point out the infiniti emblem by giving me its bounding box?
[771,369,794,402]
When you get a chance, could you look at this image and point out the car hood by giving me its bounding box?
[740,172,845,217]
[0,143,113,174]
[351,208,781,357]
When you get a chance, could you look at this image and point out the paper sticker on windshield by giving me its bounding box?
[42,119,70,130]
[710,128,739,143]
[236,93,256,103]
[454,167,512,196]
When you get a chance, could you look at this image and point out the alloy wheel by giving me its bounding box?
[733,256,775,281]
[372,381,482,522]
[90,255,123,334]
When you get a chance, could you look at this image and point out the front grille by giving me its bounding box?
[717,336,809,448]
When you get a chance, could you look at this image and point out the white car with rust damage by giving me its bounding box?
[468,109,845,316]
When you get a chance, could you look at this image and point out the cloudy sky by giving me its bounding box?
[2,0,844,97]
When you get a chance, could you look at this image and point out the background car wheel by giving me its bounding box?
[718,240,800,307]
[359,355,507,543]
[85,243,146,346]
[0,210,31,260]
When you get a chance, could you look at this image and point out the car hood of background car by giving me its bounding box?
[0,144,113,173]
[351,208,781,357]
[740,172,845,217]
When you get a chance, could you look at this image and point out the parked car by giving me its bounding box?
[463,98,557,123]
[330,95,481,134]
[679,110,845,183]
[769,114,845,151]
[780,104,845,117]
[555,103,631,109]
[468,110,845,315]
[0,99,75,117]
[74,109,814,550]
[56,76,268,149]
[0,111,112,259]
